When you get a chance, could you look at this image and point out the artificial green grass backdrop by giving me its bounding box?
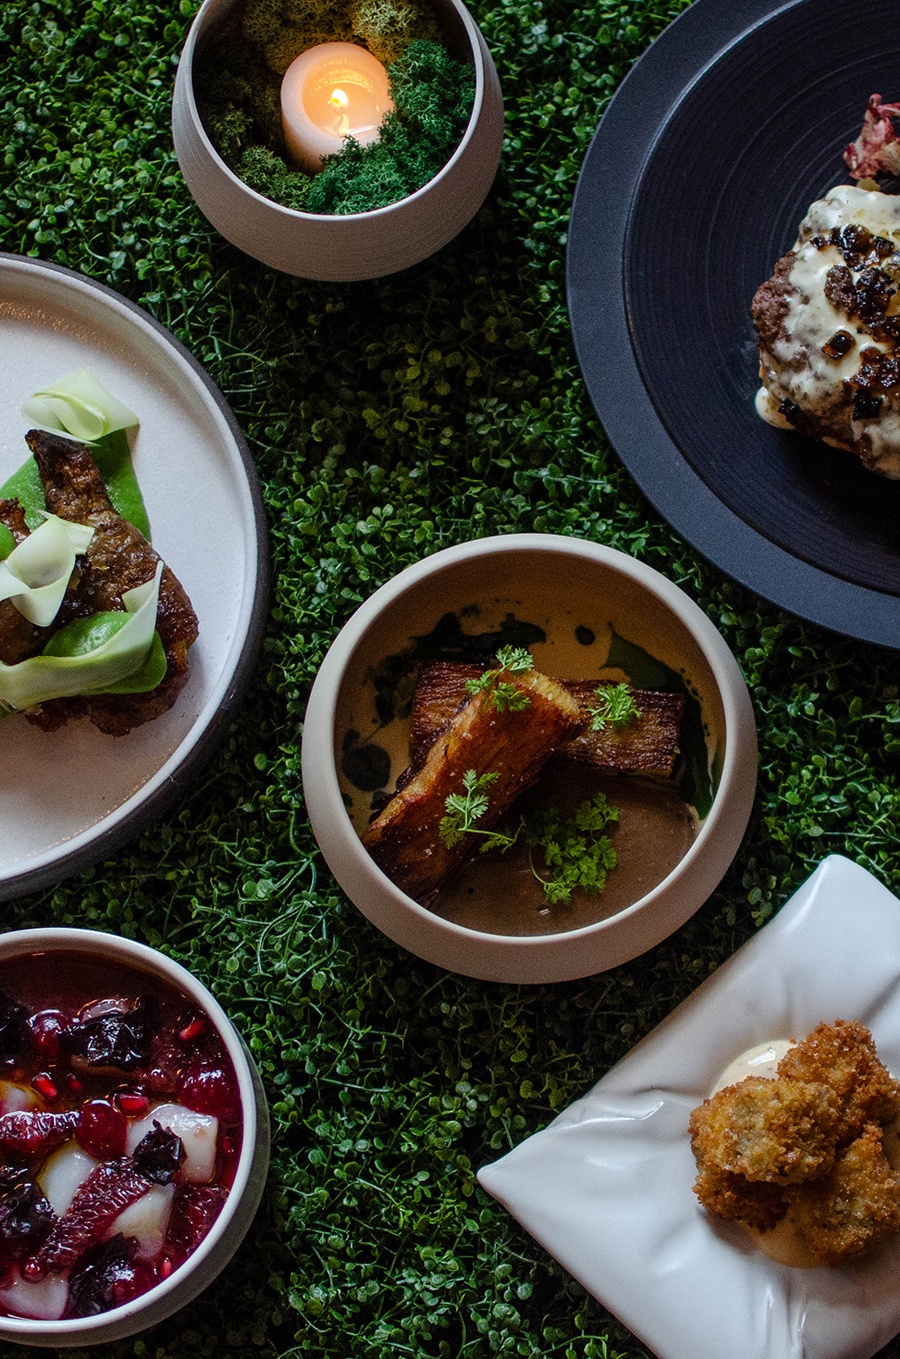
[2,0,900,1356]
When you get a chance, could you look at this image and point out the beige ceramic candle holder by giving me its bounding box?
[172,0,504,281]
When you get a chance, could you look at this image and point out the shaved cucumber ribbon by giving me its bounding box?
[0,563,163,712]
[1,368,151,542]
[0,516,94,626]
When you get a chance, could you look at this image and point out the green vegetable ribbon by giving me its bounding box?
[0,563,164,711]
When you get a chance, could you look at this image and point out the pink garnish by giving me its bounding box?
[176,1016,206,1044]
[0,1110,78,1158]
[115,1092,149,1117]
[164,1185,227,1269]
[31,1075,57,1102]
[845,94,900,179]
[24,1158,149,1278]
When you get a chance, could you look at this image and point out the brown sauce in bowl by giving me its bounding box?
[432,766,697,937]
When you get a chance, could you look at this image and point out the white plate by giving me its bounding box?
[479,855,900,1359]
[0,255,267,898]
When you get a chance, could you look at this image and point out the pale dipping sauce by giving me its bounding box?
[710,1039,900,1269]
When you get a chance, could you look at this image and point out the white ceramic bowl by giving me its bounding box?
[0,928,269,1347]
[302,534,758,983]
[172,0,504,280]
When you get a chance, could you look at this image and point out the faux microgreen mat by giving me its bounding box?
[3,0,900,1357]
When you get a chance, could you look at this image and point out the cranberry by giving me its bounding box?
[77,1101,126,1160]
[176,1062,239,1121]
[28,1011,67,1068]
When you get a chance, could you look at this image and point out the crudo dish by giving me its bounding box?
[302,534,758,982]
[0,929,268,1348]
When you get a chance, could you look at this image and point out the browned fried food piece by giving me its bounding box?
[692,1161,789,1232]
[362,667,583,907]
[777,1020,900,1145]
[22,429,199,737]
[0,498,39,665]
[792,1124,900,1265]
[689,1076,842,1184]
[409,661,684,778]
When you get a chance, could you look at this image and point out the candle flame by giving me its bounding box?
[328,87,349,109]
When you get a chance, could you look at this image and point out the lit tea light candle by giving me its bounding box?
[281,42,394,175]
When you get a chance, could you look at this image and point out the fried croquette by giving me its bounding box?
[791,1124,900,1265]
[692,1161,790,1232]
[777,1020,900,1144]
[690,1020,900,1266]
[689,1076,842,1185]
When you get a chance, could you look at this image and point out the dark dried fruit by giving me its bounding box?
[853,389,884,421]
[61,997,154,1071]
[133,1122,185,1185]
[822,329,854,359]
[65,1235,143,1318]
[76,1101,127,1160]
[164,1185,227,1268]
[0,992,29,1066]
[25,1157,149,1277]
[0,1181,54,1255]
[0,1111,79,1159]
[824,263,856,313]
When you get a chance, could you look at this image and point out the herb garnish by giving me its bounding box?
[588,682,641,732]
[439,771,619,907]
[465,646,534,712]
[523,793,618,904]
[438,769,520,852]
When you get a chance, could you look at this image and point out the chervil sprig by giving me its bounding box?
[588,682,641,732]
[465,646,534,712]
[523,793,619,904]
[438,769,521,852]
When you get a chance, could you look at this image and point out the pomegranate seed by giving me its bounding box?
[176,1017,206,1044]
[177,1062,239,1121]
[158,1256,173,1279]
[65,1073,84,1094]
[115,1092,149,1117]
[27,1010,66,1067]
[77,1100,127,1159]
[31,1075,57,1101]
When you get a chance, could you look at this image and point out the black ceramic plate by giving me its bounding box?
[568,0,900,643]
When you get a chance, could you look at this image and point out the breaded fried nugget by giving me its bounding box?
[777,1020,900,1143]
[692,1161,789,1231]
[689,1076,842,1184]
[792,1124,900,1265]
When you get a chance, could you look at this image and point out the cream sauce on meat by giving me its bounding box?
[757,184,900,476]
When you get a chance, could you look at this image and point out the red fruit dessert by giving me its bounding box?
[0,953,242,1322]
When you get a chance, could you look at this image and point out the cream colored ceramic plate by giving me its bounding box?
[479,855,900,1359]
[0,255,267,897]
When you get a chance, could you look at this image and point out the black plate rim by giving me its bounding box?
[566,0,900,646]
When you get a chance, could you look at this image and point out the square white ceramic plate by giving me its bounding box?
[478,855,900,1359]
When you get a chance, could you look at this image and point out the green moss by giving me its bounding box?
[199,0,474,218]
[302,42,472,214]
[350,0,441,64]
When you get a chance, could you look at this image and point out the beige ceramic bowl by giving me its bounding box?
[172,0,504,280]
[302,534,758,983]
[0,928,269,1347]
